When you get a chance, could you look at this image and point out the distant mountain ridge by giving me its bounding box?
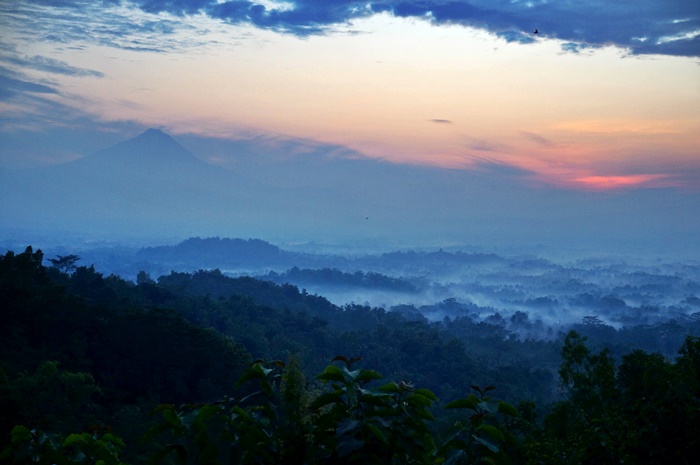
[136,236,520,273]
[74,128,207,171]
[0,128,286,237]
[140,237,293,266]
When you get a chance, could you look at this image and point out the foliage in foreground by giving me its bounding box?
[3,356,519,465]
[4,330,700,464]
[140,356,519,465]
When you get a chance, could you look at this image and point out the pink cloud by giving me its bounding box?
[571,174,677,190]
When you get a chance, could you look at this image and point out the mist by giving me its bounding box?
[2,129,699,258]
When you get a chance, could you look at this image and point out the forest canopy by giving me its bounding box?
[1,247,699,464]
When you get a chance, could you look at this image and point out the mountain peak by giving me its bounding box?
[79,128,206,170]
[138,128,171,140]
[130,128,180,148]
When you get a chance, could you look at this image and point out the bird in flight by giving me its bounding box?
[533,28,539,34]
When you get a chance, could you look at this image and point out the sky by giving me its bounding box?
[0,0,698,190]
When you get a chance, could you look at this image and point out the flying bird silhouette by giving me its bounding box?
[533,28,539,34]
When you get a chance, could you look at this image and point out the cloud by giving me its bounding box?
[521,131,555,147]
[0,54,104,78]
[571,174,678,191]
[560,42,601,55]
[7,1,699,58]
[1,1,201,53]
[0,69,58,100]
[496,30,536,44]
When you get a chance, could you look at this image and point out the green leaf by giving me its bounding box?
[232,405,252,421]
[476,424,505,442]
[378,382,400,393]
[365,423,388,445]
[497,401,518,417]
[310,392,343,409]
[414,388,438,401]
[141,423,172,444]
[355,369,383,383]
[316,365,345,382]
[359,393,390,407]
[63,433,88,447]
[10,425,31,443]
[416,409,436,421]
[407,393,433,407]
[150,444,188,465]
[151,403,175,414]
[198,443,218,464]
[162,408,181,427]
[445,395,479,410]
[196,404,221,422]
[235,365,267,387]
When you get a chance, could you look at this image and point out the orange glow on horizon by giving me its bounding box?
[552,119,691,135]
[571,174,676,190]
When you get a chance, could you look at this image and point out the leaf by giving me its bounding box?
[343,367,362,380]
[141,423,173,444]
[198,443,218,464]
[235,365,267,387]
[336,418,359,436]
[232,405,252,421]
[355,369,382,383]
[162,408,181,427]
[378,382,400,393]
[365,423,388,445]
[332,355,349,367]
[316,365,345,382]
[445,395,480,410]
[359,393,390,407]
[414,388,438,401]
[149,444,188,465]
[63,433,88,447]
[407,393,434,407]
[443,449,467,465]
[416,409,436,421]
[309,392,343,409]
[476,424,505,442]
[196,404,221,422]
[10,425,31,443]
[150,403,175,414]
[497,401,519,417]
[472,434,499,453]
[336,437,364,458]
[478,400,500,414]
[110,434,126,447]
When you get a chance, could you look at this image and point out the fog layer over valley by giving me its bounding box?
[10,236,699,357]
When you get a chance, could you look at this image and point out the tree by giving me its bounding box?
[136,270,154,285]
[48,255,80,274]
